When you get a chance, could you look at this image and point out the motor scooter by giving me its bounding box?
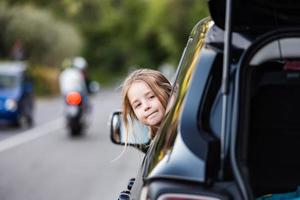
[59,67,92,137]
[59,65,100,137]
[64,91,90,136]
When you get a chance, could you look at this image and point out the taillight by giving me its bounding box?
[66,91,82,105]
[157,194,221,200]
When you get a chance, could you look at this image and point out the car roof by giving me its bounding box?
[0,61,26,76]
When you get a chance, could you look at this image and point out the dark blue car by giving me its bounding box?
[0,62,34,127]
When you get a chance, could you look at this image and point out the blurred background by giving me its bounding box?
[0,0,208,199]
[0,0,208,92]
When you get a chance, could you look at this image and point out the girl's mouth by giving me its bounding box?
[147,111,157,119]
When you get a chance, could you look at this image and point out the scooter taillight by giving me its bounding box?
[66,92,82,105]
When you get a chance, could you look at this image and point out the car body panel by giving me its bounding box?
[0,87,20,99]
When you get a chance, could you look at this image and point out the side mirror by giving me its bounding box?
[88,81,100,94]
[109,111,150,146]
[110,111,123,144]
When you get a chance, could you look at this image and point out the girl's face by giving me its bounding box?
[127,81,165,127]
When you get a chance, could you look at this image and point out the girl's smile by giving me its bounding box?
[127,81,165,127]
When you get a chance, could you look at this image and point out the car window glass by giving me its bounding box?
[148,18,212,165]
[0,74,18,89]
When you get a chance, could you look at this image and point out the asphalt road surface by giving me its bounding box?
[0,88,144,200]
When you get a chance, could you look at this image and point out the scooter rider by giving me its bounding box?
[72,57,92,94]
[59,57,90,112]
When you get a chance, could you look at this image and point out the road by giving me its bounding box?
[0,88,144,200]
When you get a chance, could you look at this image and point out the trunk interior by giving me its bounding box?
[242,60,300,197]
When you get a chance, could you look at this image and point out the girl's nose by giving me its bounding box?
[143,102,151,111]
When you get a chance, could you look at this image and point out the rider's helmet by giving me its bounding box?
[72,56,87,70]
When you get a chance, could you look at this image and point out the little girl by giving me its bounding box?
[121,69,172,140]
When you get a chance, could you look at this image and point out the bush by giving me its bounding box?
[29,65,60,96]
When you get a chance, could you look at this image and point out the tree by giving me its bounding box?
[0,3,82,66]
[1,0,209,73]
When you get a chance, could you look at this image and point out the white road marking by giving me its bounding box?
[0,117,64,153]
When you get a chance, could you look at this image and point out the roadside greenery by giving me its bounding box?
[0,0,209,95]
[0,3,82,66]
[28,65,60,96]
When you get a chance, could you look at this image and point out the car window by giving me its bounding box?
[148,18,212,164]
[0,74,18,89]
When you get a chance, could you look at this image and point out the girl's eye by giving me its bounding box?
[134,103,141,109]
[149,95,155,99]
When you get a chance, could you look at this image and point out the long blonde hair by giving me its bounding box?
[121,69,172,139]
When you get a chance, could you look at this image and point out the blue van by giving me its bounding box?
[0,62,34,127]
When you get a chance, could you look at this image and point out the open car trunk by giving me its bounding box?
[236,33,300,198]
[249,62,300,196]
[207,0,300,198]
[208,0,300,33]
